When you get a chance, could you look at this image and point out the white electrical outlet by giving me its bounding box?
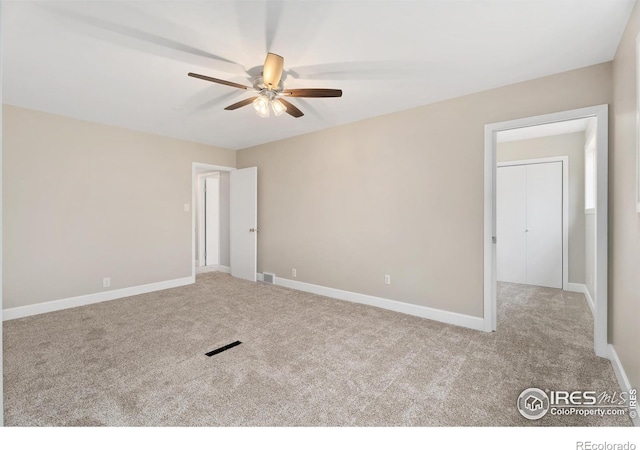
[384,275,391,285]
[292,268,297,278]
[103,277,111,288]
[184,203,190,212]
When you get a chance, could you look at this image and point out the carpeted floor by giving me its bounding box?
[2,273,631,426]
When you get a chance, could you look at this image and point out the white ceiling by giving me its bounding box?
[3,1,634,150]
[497,117,594,143]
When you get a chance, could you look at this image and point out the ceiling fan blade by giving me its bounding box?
[278,98,304,118]
[224,97,258,110]
[263,53,284,89]
[188,72,250,90]
[282,88,342,98]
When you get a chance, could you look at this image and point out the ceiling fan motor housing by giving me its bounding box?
[253,77,284,95]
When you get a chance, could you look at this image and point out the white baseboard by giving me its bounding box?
[608,344,639,427]
[565,282,595,315]
[564,282,584,293]
[583,287,595,315]
[196,264,230,275]
[260,273,485,332]
[2,276,195,321]
[196,264,219,274]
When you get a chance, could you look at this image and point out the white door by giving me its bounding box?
[497,165,527,284]
[497,161,562,288]
[205,177,220,266]
[230,167,257,282]
[526,162,562,288]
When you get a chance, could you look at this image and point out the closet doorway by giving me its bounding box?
[497,158,566,289]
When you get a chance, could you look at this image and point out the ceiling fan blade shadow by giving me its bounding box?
[39,3,245,74]
[233,0,333,76]
[185,90,245,114]
[224,97,258,111]
[232,1,265,65]
[294,98,334,124]
[245,65,266,80]
[278,98,304,118]
[286,61,439,81]
[265,1,283,53]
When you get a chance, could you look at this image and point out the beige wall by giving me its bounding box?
[497,132,586,284]
[3,105,235,309]
[237,62,612,317]
[611,1,640,389]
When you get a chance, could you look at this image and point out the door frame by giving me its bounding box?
[197,172,221,267]
[191,163,235,279]
[497,156,569,290]
[484,105,608,358]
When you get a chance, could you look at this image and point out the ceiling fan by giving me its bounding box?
[188,53,342,118]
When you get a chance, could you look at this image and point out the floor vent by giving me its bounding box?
[205,341,242,357]
[263,272,276,284]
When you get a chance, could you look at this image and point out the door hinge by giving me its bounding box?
[492,236,497,244]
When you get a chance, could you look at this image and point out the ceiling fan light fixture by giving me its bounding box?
[271,99,287,117]
[253,95,270,118]
[189,52,342,119]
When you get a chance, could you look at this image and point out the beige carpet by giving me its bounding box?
[2,274,631,426]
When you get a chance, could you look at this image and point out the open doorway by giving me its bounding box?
[496,117,596,297]
[484,105,608,358]
[195,171,231,273]
[191,163,259,282]
[191,163,234,277]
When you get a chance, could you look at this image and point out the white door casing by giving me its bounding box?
[484,105,608,359]
[191,162,235,278]
[230,167,257,282]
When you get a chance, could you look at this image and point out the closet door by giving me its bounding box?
[497,165,527,284]
[526,162,562,288]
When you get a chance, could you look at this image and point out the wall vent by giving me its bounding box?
[263,272,276,284]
